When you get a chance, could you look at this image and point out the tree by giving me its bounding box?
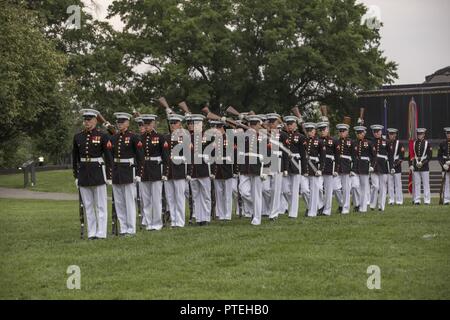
[109,0,397,116]
[0,2,70,166]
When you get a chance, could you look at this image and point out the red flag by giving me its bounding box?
[407,97,418,194]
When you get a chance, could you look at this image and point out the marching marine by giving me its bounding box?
[317,121,339,216]
[438,127,450,205]
[304,123,325,217]
[281,115,308,218]
[73,109,113,239]
[335,123,353,214]
[210,119,235,220]
[139,114,165,230]
[186,114,213,226]
[110,112,144,236]
[262,113,288,220]
[369,125,390,211]
[387,128,405,205]
[409,128,433,205]
[238,115,265,225]
[162,113,189,227]
[351,126,374,213]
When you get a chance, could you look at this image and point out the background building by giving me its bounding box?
[357,66,450,145]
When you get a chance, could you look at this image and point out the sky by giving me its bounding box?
[84,0,450,85]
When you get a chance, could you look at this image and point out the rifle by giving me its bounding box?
[157,97,173,227]
[136,181,143,230]
[358,107,365,125]
[78,189,85,239]
[236,174,243,218]
[291,106,306,135]
[96,113,116,135]
[111,189,119,235]
[176,101,196,224]
[178,101,192,115]
[226,106,255,120]
[320,105,329,123]
[439,171,447,205]
[206,107,242,217]
[158,97,174,116]
[203,107,303,173]
[343,116,352,126]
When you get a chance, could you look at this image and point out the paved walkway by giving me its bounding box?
[0,187,78,201]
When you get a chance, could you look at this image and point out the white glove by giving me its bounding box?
[417,162,423,169]
[446,161,450,166]
[409,166,414,172]
[349,171,356,177]
[106,179,112,185]
[283,171,288,177]
[134,176,141,183]
[303,173,309,177]
[232,174,238,178]
[186,175,192,181]
[75,179,78,187]
[444,164,449,171]
[315,170,322,177]
[210,174,215,179]
[161,175,168,181]
[260,173,268,180]
[332,172,338,177]
[369,166,374,173]
[390,169,395,174]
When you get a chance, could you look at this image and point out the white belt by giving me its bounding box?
[309,156,319,162]
[114,158,134,164]
[377,154,388,160]
[340,155,352,161]
[272,151,282,156]
[325,154,335,160]
[172,156,186,162]
[360,156,370,161]
[245,152,263,160]
[80,157,104,163]
[145,156,162,162]
[197,154,210,161]
[291,153,301,159]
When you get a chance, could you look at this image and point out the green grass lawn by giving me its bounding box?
[0,198,449,299]
[0,169,77,193]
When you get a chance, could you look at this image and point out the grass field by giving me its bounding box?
[0,197,449,299]
[0,170,77,193]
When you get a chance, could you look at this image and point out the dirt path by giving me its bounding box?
[0,187,78,201]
